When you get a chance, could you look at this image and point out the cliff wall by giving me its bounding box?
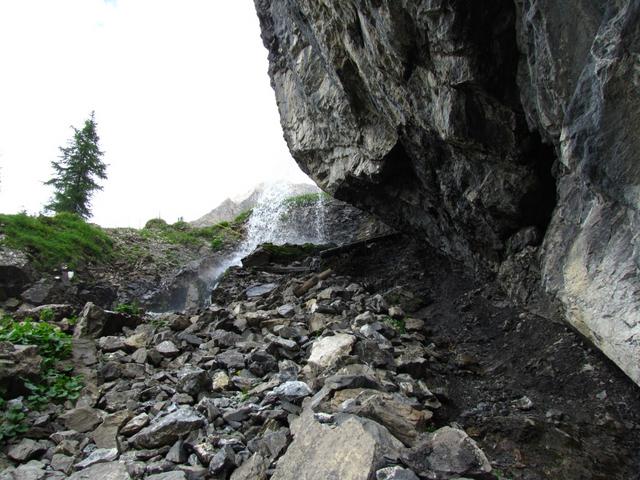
[253,0,640,384]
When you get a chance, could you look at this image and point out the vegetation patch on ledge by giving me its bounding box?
[282,192,330,208]
[0,212,113,270]
[141,215,246,251]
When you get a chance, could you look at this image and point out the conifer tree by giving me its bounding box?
[45,112,107,219]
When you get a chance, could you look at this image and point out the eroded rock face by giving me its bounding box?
[253,0,640,385]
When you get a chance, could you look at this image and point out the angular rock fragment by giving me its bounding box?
[403,426,491,478]
[271,407,403,480]
[130,407,205,449]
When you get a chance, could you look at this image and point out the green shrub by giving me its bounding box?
[0,317,72,368]
[39,307,55,323]
[283,192,330,208]
[23,368,83,410]
[0,400,28,442]
[140,216,242,250]
[115,302,142,315]
[384,316,406,334]
[233,209,252,224]
[0,316,83,442]
[0,212,112,269]
[144,218,168,229]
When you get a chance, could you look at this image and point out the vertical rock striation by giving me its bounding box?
[253,0,640,385]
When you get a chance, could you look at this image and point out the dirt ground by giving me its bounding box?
[323,234,640,480]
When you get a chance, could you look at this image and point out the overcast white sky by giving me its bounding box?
[0,0,311,227]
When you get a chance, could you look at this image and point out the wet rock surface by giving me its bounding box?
[2,238,639,479]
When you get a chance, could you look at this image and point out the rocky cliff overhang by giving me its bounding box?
[253,0,640,385]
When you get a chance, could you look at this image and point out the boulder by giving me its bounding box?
[74,302,138,339]
[403,427,492,478]
[129,407,206,449]
[304,334,355,373]
[271,407,403,480]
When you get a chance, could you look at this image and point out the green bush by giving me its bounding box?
[233,209,252,224]
[115,303,142,315]
[0,317,72,368]
[0,212,112,269]
[0,400,28,442]
[144,218,168,229]
[283,192,330,208]
[140,217,242,251]
[39,307,55,323]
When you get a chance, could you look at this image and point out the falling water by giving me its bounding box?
[148,182,328,311]
[207,181,327,291]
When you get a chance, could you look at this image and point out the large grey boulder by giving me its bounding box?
[129,407,205,449]
[254,0,640,386]
[271,407,403,480]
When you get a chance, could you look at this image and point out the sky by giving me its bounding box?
[0,0,312,227]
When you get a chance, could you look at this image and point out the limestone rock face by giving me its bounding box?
[253,0,640,385]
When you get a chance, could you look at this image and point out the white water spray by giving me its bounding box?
[206,181,327,292]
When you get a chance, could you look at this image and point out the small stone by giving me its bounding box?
[403,427,491,478]
[59,407,103,433]
[120,413,150,436]
[276,304,296,317]
[513,396,534,411]
[388,306,405,319]
[7,438,46,462]
[155,341,180,357]
[146,472,187,480]
[92,410,131,449]
[51,454,74,474]
[74,448,119,469]
[376,466,420,480]
[166,440,188,464]
[246,283,277,298]
[305,334,355,371]
[270,381,312,401]
[211,371,231,391]
[175,366,209,396]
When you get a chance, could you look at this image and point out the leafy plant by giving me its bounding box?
[39,307,55,322]
[384,316,406,334]
[24,370,83,410]
[0,318,72,368]
[232,209,253,225]
[283,192,330,208]
[0,316,83,443]
[0,401,28,442]
[115,302,142,315]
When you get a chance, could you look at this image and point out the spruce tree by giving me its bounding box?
[45,112,107,219]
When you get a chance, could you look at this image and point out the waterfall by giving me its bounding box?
[147,182,329,311]
[208,181,327,291]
